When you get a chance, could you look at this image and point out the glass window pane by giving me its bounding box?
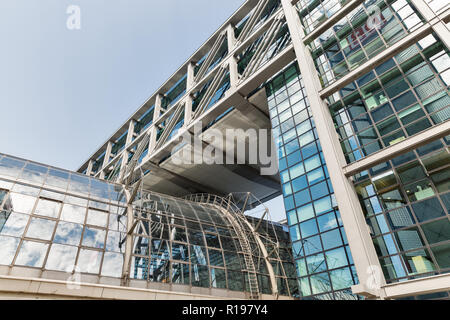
[411,198,445,222]
[321,229,343,250]
[431,243,450,269]
[130,256,149,280]
[402,249,436,275]
[45,169,69,190]
[82,227,106,249]
[26,217,56,241]
[101,252,123,277]
[171,262,190,285]
[34,199,61,218]
[54,221,82,246]
[191,264,209,287]
[421,218,450,245]
[297,204,315,222]
[326,247,348,269]
[300,219,318,238]
[317,212,338,232]
[0,156,25,179]
[310,272,331,294]
[306,253,327,274]
[330,267,354,290]
[77,249,102,274]
[208,248,224,266]
[86,209,108,227]
[106,230,122,253]
[9,193,36,214]
[60,204,86,224]
[211,268,226,289]
[386,207,415,230]
[0,235,20,265]
[0,212,29,237]
[394,228,425,251]
[227,270,244,291]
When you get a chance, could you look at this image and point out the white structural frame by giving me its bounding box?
[77,0,450,299]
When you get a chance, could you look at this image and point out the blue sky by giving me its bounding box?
[0,0,244,170]
[0,0,286,221]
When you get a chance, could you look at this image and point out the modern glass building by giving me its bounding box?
[2,0,449,300]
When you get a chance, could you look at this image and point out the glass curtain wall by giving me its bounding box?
[0,153,298,297]
[129,191,298,296]
[0,154,127,279]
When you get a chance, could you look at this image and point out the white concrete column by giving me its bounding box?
[153,93,164,121]
[184,95,193,127]
[281,0,386,298]
[226,23,240,89]
[149,94,163,154]
[126,120,136,146]
[229,56,240,89]
[100,142,113,179]
[226,23,236,51]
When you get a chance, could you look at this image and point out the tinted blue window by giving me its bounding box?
[292,175,308,193]
[310,181,329,200]
[295,189,311,207]
[303,235,323,255]
[287,150,301,167]
[284,195,295,211]
[285,139,300,155]
[301,142,318,159]
[317,212,338,232]
[321,229,342,250]
[278,157,287,171]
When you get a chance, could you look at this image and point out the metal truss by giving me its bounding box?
[239,13,286,82]
[121,132,151,186]
[236,0,271,44]
[184,191,291,299]
[194,32,227,83]
[190,64,229,124]
[154,101,185,151]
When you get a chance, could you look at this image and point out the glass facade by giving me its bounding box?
[354,138,450,282]
[9,0,448,300]
[308,0,425,87]
[130,192,298,296]
[266,63,359,299]
[0,154,127,278]
[0,153,297,298]
[293,0,450,299]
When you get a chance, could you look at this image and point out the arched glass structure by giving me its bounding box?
[0,153,297,299]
